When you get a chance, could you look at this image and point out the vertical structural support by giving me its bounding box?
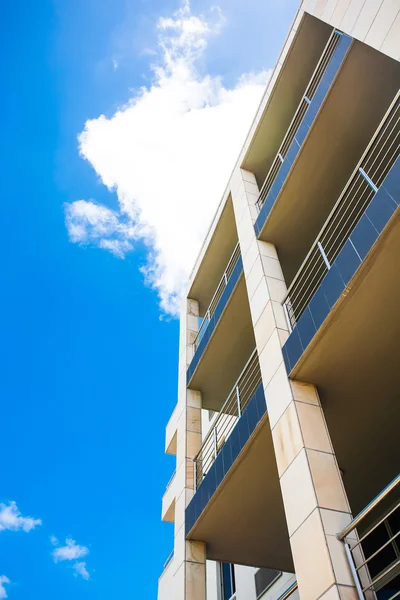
[230,167,358,600]
[169,298,206,600]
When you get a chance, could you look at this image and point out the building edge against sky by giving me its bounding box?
[159,2,400,600]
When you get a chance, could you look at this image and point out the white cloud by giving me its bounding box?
[52,538,89,563]
[73,562,90,580]
[51,537,91,580]
[0,501,42,533]
[0,577,10,600]
[66,0,269,315]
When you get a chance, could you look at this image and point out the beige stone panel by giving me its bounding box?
[280,449,317,535]
[185,561,206,600]
[186,456,196,488]
[187,389,202,409]
[243,239,259,275]
[254,302,276,354]
[249,204,259,223]
[266,276,287,303]
[246,256,264,300]
[259,329,283,389]
[186,407,201,433]
[186,431,202,459]
[330,0,353,28]
[307,449,350,512]
[173,561,185,600]
[296,402,333,453]
[320,508,354,538]
[258,240,279,260]
[315,0,330,17]
[232,189,247,224]
[246,191,259,207]
[340,0,365,33]
[351,0,383,41]
[185,540,206,564]
[326,535,355,586]
[237,211,255,256]
[337,585,360,600]
[176,416,187,466]
[265,362,294,429]
[380,10,400,58]
[174,491,186,535]
[322,0,341,21]
[272,401,304,477]
[277,328,289,346]
[261,255,284,281]
[318,585,341,600]
[290,380,320,406]
[272,300,289,331]
[241,169,257,184]
[243,180,259,196]
[290,508,335,600]
[187,329,197,346]
[250,277,271,326]
[173,524,185,568]
[365,0,400,49]
[188,299,199,317]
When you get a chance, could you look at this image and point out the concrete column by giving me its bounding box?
[171,299,206,600]
[230,167,358,600]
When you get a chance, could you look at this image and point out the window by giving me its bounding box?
[221,562,236,600]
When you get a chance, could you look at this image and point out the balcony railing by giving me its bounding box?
[194,349,261,490]
[193,242,241,352]
[283,91,400,329]
[163,550,174,571]
[338,474,400,600]
[257,30,343,212]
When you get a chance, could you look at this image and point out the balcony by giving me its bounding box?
[187,243,242,385]
[255,35,400,287]
[338,475,400,600]
[185,351,292,572]
[282,91,400,373]
[161,470,176,523]
[254,29,353,237]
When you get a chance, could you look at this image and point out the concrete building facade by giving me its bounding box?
[159,2,400,599]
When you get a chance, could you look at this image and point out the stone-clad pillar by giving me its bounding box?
[230,167,358,600]
[171,299,206,600]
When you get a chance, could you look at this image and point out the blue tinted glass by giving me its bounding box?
[222,563,233,600]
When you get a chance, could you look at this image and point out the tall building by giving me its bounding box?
[159,2,400,600]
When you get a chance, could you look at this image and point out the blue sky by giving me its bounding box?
[0,1,298,598]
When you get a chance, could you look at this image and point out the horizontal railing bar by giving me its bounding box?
[257,29,342,210]
[349,500,400,550]
[276,581,298,600]
[193,242,240,350]
[338,474,400,540]
[388,590,400,600]
[284,89,400,305]
[362,557,400,592]
[355,529,400,571]
[163,550,174,570]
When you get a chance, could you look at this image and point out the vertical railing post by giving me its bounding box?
[317,241,331,270]
[236,385,241,418]
[193,458,197,491]
[213,426,218,459]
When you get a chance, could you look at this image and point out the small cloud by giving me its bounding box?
[52,538,89,563]
[112,58,119,71]
[73,562,90,580]
[0,501,42,533]
[51,537,91,581]
[0,576,10,600]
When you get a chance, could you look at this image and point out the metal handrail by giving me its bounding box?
[338,474,400,600]
[192,242,241,352]
[193,349,261,489]
[283,90,400,329]
[257,29,343,211]
[163,550,174,570]
[338,474,400,541]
